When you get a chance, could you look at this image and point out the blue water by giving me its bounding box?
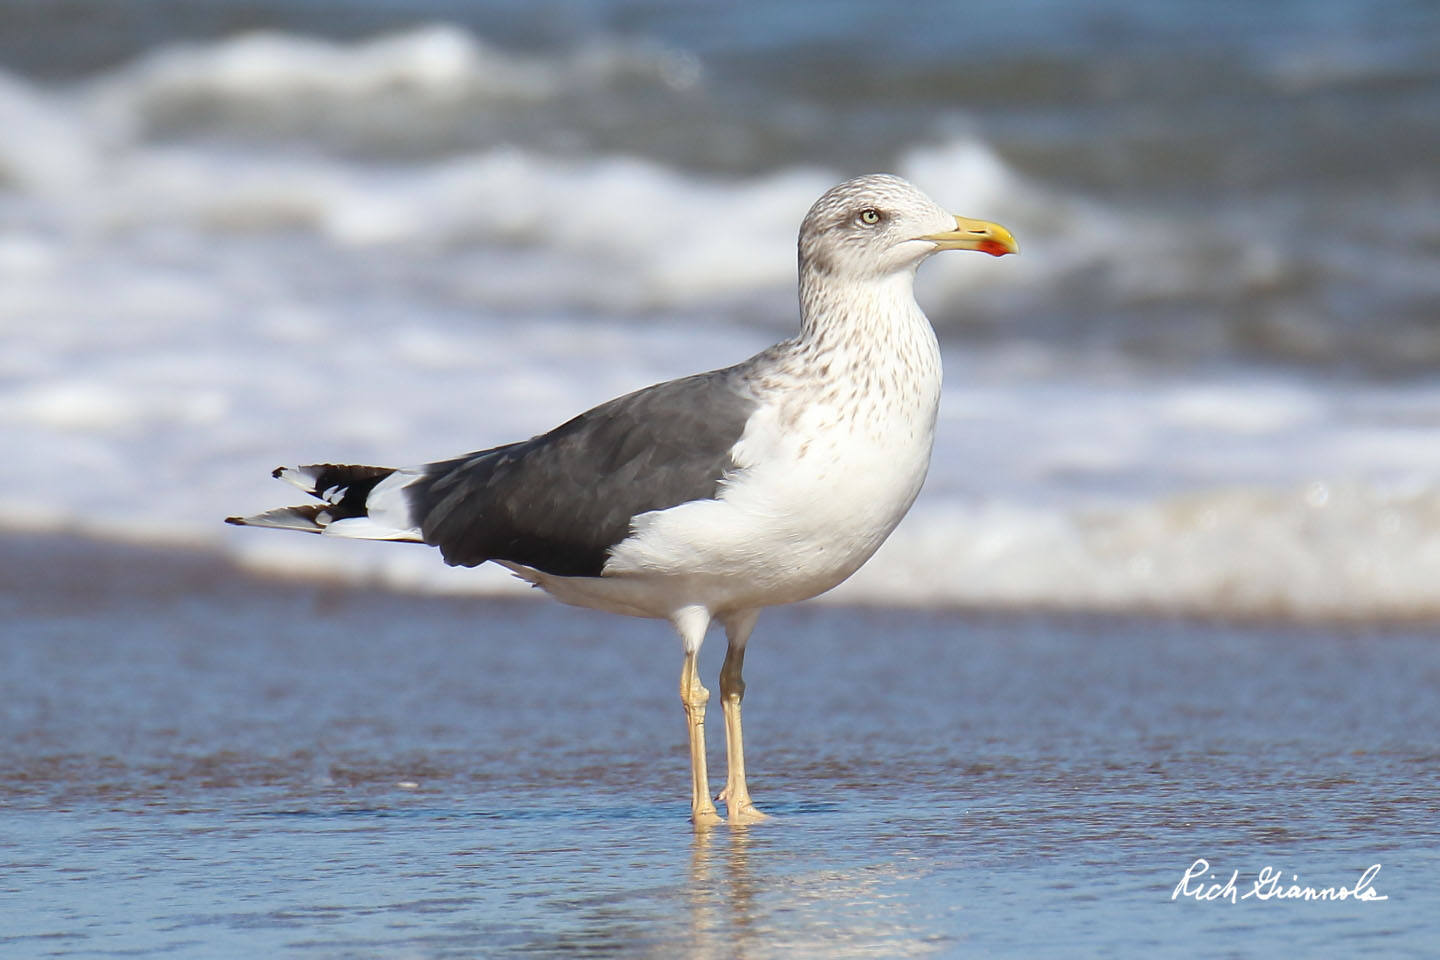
[2,535,1436,957]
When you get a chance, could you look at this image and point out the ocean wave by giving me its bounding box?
[0,61,1048,315]
[0,64,1142,319]
[844,482,1440,619]
[6,23,1433,368]
[0,20,1185,321]
[5,19,1436,370]
[97,24,701,128]
[11,477,1438,621]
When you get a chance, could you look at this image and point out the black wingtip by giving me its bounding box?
[224,516,247,526]
[270,466,285,479]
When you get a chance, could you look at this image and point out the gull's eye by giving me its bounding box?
[858,208,881,226]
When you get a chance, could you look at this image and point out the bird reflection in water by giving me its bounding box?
[686,823,764,956]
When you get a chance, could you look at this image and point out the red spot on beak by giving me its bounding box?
[978,240,1013,257]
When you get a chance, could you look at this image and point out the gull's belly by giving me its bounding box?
[597,397,939,614]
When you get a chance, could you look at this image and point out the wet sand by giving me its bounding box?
[2,531,1437,958]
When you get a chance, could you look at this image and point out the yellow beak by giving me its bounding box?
[919,216,1019,257]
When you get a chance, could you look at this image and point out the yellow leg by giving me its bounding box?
[718,611,768,824]
[681,648,722,828]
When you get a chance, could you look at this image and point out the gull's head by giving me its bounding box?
[798,174,1017,281]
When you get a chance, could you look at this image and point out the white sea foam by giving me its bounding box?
[3,27,1438,619]
[847,482,1440,618]
[98,23,701,119]
[114,26,556,102]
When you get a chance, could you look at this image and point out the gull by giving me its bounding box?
[227,174,1017,826]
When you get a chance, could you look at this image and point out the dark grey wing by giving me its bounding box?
[405,367,758,577]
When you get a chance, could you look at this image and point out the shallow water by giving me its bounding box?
[2,533,1436,957]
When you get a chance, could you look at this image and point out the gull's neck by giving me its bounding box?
[795,265,939,369]
[766,262,943,437]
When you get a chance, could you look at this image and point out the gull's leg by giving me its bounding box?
[673,605,722,828]
[681,648,722,828]
[717,609,768,824]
